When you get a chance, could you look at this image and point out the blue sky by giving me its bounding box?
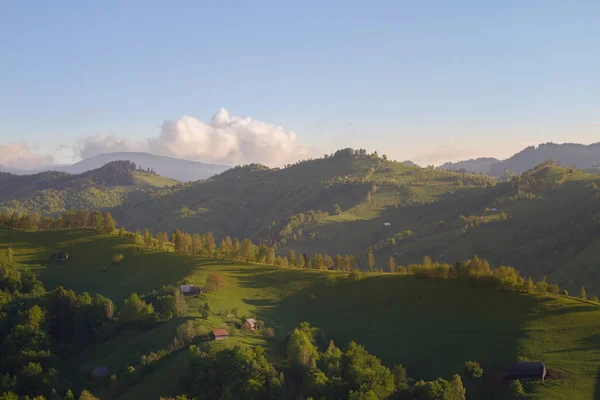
[1,1,599,167]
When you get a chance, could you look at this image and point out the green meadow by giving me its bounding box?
[2,228,600,399]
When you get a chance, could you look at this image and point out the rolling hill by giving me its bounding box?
[3,149,600,295]
[2,228,600,399]
[0,160,179,215]
[0,152,230,182]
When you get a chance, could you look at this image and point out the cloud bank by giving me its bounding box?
[0,143,55,169]
[75,108,311,166]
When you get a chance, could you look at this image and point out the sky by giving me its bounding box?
[1,1,599,168]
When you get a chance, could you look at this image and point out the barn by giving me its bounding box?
[508,362,547,380]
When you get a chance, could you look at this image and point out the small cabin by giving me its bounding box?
[508,362,546,381]
[384,222,391,227]
[210,328,229,341]
[243,318,257,331]
[179,285,201,296]
[91,366,109,380]
[51,251,69,261]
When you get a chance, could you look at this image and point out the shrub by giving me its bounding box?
[562,289,569,296]
[348,269,362,282]
[463,361,483,378]
[263,327,275,338]
[112,254,124,264]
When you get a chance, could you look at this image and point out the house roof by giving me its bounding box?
[245,318,257,325]
[212,328,229,336]
[509,362,545,376]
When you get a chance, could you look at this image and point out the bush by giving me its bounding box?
[463,361,483,378]
[348,269,362,282]
[562,289,569,296]
[263,327,275,338]
[112,254,124,264]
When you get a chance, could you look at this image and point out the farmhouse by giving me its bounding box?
[243,318,257,331]
[179,284,201,296]
[91,366,109,380]
[51,251,69,261]
[508,362,546,381]
[210,328,229,341]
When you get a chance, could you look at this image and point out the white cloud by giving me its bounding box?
[75,108,312,166]
[0,143,55,169]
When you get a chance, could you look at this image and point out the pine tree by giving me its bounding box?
[580,286,587,300]
[388,256,396,273]
[288,250,296,267]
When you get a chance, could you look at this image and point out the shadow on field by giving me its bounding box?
[594,368,600,400]
[235,271,542,384]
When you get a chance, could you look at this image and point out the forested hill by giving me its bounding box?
[116,148,496,243]
[0,160,179,215]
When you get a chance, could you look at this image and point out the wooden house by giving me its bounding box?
[210,328,229,341]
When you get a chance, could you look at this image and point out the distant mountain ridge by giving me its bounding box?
[441,142,600,176]
[0,152,230,182]
[439,157,499,174]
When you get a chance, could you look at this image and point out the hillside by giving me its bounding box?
[4,150,600,294]
[0,161,179,215]
[440,157,499,174]
[2,228,600,399]
[113,152,600,293]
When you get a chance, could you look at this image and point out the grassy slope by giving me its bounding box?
[3,228,600,399]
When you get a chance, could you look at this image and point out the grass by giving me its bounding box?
[3,228,600,399]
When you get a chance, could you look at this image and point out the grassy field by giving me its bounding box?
[3,228,600,399]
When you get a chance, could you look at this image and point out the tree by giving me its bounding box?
[5,247,13,263]
[103,212,116,234]
[580,286,587,300]
[118,226,126,237]
[206,272,225,291]
[463,361,483,378]
[173,288,187,317]
[367,252,375,271]
[592,295,599,303]
[286,326,318,368]
[266,248,276,265]
[333,204,342,214]
[449,374,466,400]
[201,302,211,319]
[120,293,154,322]
[388,256,396,273]
[288,250,296,267]
[508,379,525,397]
[79,390,100,400]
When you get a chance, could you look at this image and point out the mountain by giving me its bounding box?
[487,142,600,176]
[439,157,499,174]
[55,152,230,182]
[0,160,179,215]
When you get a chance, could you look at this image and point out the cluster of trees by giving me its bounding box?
[0,260,112,399]
[401,256,597,300]
[0,210,117,234]
[136,227,359,271]
[285,322,466,400]
[270,209,330,242]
